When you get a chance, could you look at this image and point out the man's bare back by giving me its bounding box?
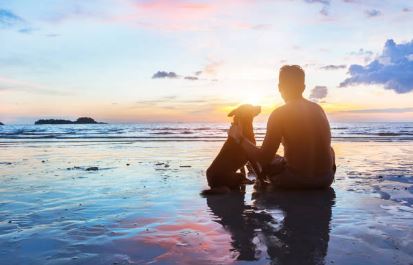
[261,98,335,188]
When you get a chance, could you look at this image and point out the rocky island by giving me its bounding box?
[0,122,3,125]
[34,117,106,125]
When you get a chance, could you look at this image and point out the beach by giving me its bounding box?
[0,123,412,264]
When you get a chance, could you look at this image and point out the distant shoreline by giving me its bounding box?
[34,117,107,125]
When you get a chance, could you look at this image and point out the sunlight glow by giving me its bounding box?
[239,94,264,106]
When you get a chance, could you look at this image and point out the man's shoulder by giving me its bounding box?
[270,105,284,116]
[270,100,326,118]
[308,100,327,113]
[273,103,289,113]
[268,106,286,123]
[294,98,325,112]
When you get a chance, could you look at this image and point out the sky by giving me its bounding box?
[1,0,413,124]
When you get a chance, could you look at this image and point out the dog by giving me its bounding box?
[202,104,261,195]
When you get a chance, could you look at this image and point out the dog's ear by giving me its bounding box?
[227,107,239,117]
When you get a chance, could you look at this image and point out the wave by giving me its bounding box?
[1,122,413,142]
[1,136,413,144]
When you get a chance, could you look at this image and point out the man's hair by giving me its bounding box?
[279,65,305,93]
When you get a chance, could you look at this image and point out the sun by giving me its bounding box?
[240,94,262,106]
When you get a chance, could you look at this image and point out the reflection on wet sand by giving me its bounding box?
[206,188,336,264]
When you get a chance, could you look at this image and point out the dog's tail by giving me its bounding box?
[200,186,231,196]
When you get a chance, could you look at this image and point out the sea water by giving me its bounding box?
[1,122,413,142]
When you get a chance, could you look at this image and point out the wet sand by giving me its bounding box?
[0,141,412,264]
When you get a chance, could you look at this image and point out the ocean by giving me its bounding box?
[1,122,413,142]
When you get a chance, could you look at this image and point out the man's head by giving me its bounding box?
[278,65,305,101]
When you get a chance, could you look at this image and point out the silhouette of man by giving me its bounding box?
[228,65,335,189]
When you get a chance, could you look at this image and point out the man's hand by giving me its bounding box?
[228,123,243,143]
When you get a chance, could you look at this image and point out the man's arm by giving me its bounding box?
[228,111,282,166]
[259,111,282,165]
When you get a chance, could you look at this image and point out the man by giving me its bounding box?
[228,65,335,189]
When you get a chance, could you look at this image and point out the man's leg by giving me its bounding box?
[269,169,303,189]
[253,155,286,190]
[263,155,286,177]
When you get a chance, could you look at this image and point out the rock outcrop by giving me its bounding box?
[35,117,106,125]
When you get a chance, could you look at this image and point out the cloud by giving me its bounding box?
[251,24,272,30]
[232,22,272,30]
[132,96,237,111]
[113,0,218,31]
[349,49,373,56]
[320,64,346,70]
[184,76,198,81]
[152,71,179,79]
[44,3,105,25]
[45,33,60,38]
[348,48,374,63]
[151,61,223,82]
[340,39,413,94]
[109,1,274,32]
[303,0,330,16]
[0,9,34,33]
[0,9,24,27]
[151,70,216,81]
[349,48,374,60]
[136,0,213,15]
[309,86,328,102]
[303,0,330,4]
[18,27,37,34]
[202,61,223,76]
[365,9,381,17]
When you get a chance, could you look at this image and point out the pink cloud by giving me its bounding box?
[38,0,273,32]
[109,0,259,31]
[39,0,272,32]
[120,0,218,22]
[202,60,223,76]
[138,0,214,13]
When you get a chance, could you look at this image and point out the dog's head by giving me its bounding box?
[228,104,261,124]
